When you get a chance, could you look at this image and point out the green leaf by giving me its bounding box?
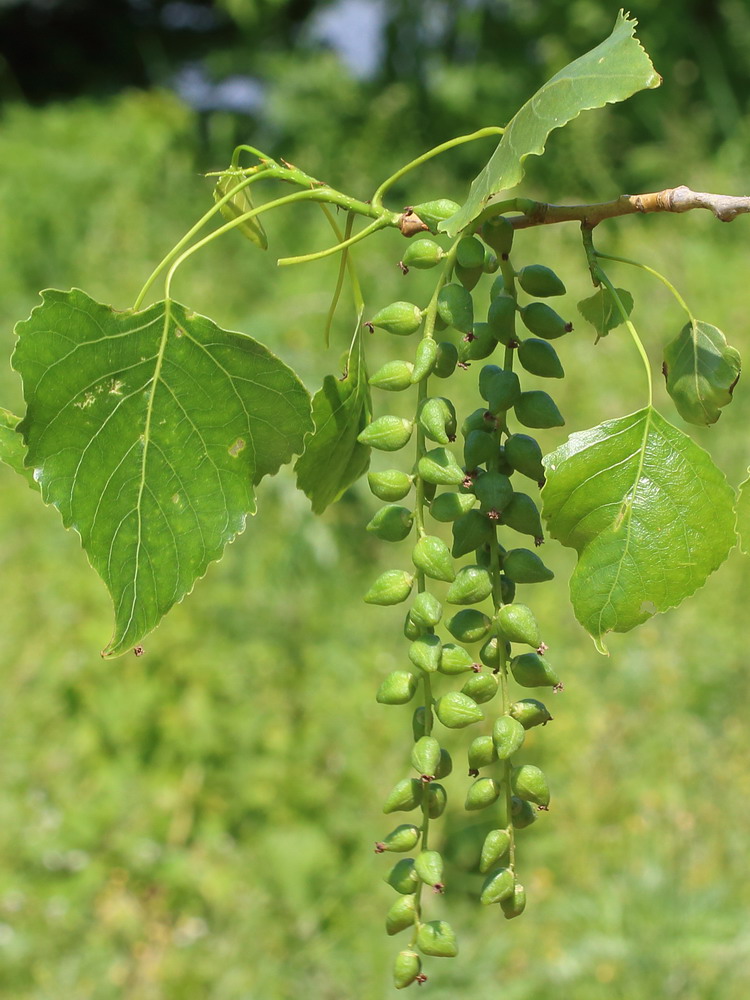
[13,289,312,656]
[542,406,736,652]
[663,320,741,426]
[294,316,371,513]
[213,172,268,249]
[577,286,634,342]
[0,407,39,491]
[737,472,750,555]
[441,12,660,236]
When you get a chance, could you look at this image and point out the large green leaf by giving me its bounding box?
[663,320,741,425]
[0,407,39,491]
[295,316,371,513]
[542,407,736,652]
[441,12,660,236]
[13,289,312,656]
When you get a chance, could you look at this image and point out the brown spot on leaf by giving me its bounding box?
[228,438,246,457]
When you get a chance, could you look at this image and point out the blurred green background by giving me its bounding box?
[1,2,750,997]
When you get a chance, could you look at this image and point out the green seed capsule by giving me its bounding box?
[468,734,497,771]
[434,748,453,778]
[438,643,476,675]
[433,341,458,378]
[455,262,483,291]
[480,215,514,256]
[492,715,526,759]
[520,301,572,340]
[393,949,422,989]
[364,570,414,606]
[446,609,492,644]
[411,736,441,776]
[426,782,447,818]
[430,491,476,523]
[457,236,486,270]
[461,407,497,437]
[514,390,565,429]
[357,415,414,451]
[466,776,501,811]
[474,472,513,515]
[416,920,458,958]
[463,429,497,470]
[411,198,461,232]
[496,603,542,647]
[379,824,422,854]
[458,322,497,362]
[412,706,427,740]
[461,672,499,704]
[366,505,414,542]
[437,283,474,334]
[384,778,424,814]
[402,238,446,270]
[511,795,537,829]
[404,612,421,641]
[386,894,418,935]
[489,273,506,299]
[478,365,521,413]
[517,264,566,297]
[483,247,499,273]
[417,397,457,445]
[518,338,565,378]
[368,469,413,501]
[500,882,527,919]
[369,359,415,391]
[487,294,517,346]
[446,565,493,605]
[412,535,456,583]
[503,548,554,584]
[500,575,516,604]
[503,434,546,482]
[509,698,553,728]
[409,591,443,629]
[480,829,511,874]
[435,691,484,729]
[501,492,544,539]
[410,337,438,383]
[409,634,442,674]
[415,850,445,891]
[377,671,419,705]
[480,866,515,905]
[370,301,423,337]
[512,764,550,807]
[418,447,466,486]
[479,634,510,670]
[510,652,561,688]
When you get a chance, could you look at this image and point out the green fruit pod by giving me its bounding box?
[455,262,483,291]
[461,407,497,437]
[479,634,509,671]
[517,264,566,297]
[426,782,447,818]
[452,510,494,558]
[511,795,537,829]
[368,469,413,502]
[468,734,497,771]
[480,215,514,256]
[509,698,553,729]
[370,301,423,337]
[518,338,565,378]
[456,236,486,270]
[434,748,453,779]
[366,505,414,542]
[378,824,422,854]
[412,706,427,740]
[417,447,466,486]
[465,776,501,811]
[489,273,506,299]
[404,612,421,641]
[480,829,511,873]
[514,390,565,429]
[435,691,484,729]
[503,548,554,584]
[463,429,497,470]
[500,882,527,919]
[501,492,544,540]
[213,172,269,249]
[416,919,458,958]
[430,491,476,523]
[510,651,561,689]
[500,575,516,604]
[393,949,422,989]
[415,850,445,891]
[462,671,499,704]
[496,604,542,648]
[411,198,461,232]
[520,301,572,340]
[446,565,493,605]
[402,238,445,270]
[364,570,414,606]
[483,247,499,273]
[410,337,438,383]
[512,764,550,807]
[438,643,476,675]
[479,364,522,413]
[384,778,424,814]
[487,294,517,346]
[417,396,457,445]
[411,735,441,777]
[480,866,515,905]
[446,609,492,644]
[458,322,496,362]
[474,472,513,515]
[357,415,414,451]
[386,894,418,935]
[409,591,443,629]
[369,359,415,391]
[433,341,458,378]
[492,715,526,759]
[377,671,419,705]
[409,634,442,674]
[412,535,456,583]
[437,283,474,334]
[503,434,545,482]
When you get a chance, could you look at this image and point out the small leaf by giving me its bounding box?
[0,407,39,491]
[663,320,741,425]
[295,316,372,512]
[213,172,268,249]
[577,286,634,342]
[542,406,736,652]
